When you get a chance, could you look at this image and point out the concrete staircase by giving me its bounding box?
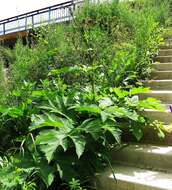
[141,43,172,125]
[95,40,172,189]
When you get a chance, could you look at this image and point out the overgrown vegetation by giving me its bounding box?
[0,0,171,189]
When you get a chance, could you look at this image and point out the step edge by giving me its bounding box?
[96,165,172,190]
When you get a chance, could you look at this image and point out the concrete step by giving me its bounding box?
[153,63,172,71]
[142,125,172,145]
[111,144,172,172]
[159,49,172,56]
[151,71,172,79]
[164,40,172,46]
[96,165,172,190]
[139,91,172,104]
[155,56,172,63]
[160,45,172,49]
[145,80,172,90]
[143,110,172,124]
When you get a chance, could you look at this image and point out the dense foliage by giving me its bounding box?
[0,0,171,189]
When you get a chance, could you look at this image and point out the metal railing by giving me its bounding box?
[0,0,83,36]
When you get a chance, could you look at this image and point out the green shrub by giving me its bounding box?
[10,25,66,88]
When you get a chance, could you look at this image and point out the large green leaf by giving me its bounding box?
[102,125,121,144]
[69,134,86,158]
[113,88,129,98]
[38,161,55,187]
[36,129,68,163]
[131,126,143,141]
[60,118,74,133]
[80,119,102,140]
[125,96,139,107]
[39,97,72,121]
[75,104,101,114]
[139,98,165,112]
[30,114,64,131]
[129,87,150,95]
[106,106,139,121]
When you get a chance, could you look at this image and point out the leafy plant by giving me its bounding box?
[0,0,170,189]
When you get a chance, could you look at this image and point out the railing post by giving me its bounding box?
[3,23,5,35]
[48,8,51,23]
[25,16,28,30]
[69,0,75,18]
[32,15,34,28]
[73,0,76,12]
